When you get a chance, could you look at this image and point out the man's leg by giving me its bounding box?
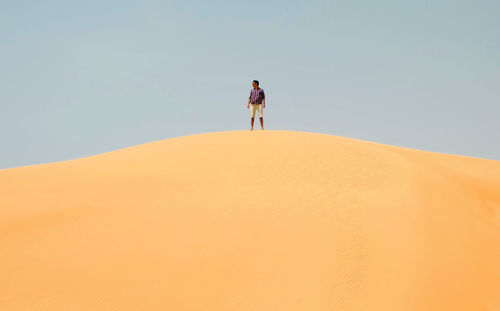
[259,105,264,130]
[250,104,255,130]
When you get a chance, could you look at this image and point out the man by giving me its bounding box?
[247,80,265,130]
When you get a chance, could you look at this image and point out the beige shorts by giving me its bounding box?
[250,103,263,118]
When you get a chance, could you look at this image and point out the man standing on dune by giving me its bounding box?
[247,80,265,130]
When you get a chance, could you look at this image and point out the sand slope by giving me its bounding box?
[1,130,499,310]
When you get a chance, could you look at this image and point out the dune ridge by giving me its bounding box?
[1,130,499,310]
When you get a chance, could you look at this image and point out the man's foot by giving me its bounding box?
[250,128,253,131]
[261,127,264,130]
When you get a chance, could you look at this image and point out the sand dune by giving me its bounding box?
[0,130,499,310]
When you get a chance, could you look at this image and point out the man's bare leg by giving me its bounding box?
[250,117,254,130]
[260,117,264,130]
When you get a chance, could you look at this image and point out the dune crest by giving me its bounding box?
[1,130,499,310]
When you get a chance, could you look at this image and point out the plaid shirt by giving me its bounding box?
[249,87,265,104]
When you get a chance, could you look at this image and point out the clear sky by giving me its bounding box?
[1,0,499,169]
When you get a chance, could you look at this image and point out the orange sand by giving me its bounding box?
[0,130,499,310]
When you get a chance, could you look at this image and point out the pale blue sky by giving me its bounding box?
[1,0,499,169]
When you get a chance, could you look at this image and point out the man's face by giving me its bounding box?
[252,82,257,88]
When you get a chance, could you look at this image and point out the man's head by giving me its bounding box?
[252,80,259,88]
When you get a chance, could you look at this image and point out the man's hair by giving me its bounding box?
[253,80,259,86]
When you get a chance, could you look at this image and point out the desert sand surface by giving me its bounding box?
[0,129,499,310]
